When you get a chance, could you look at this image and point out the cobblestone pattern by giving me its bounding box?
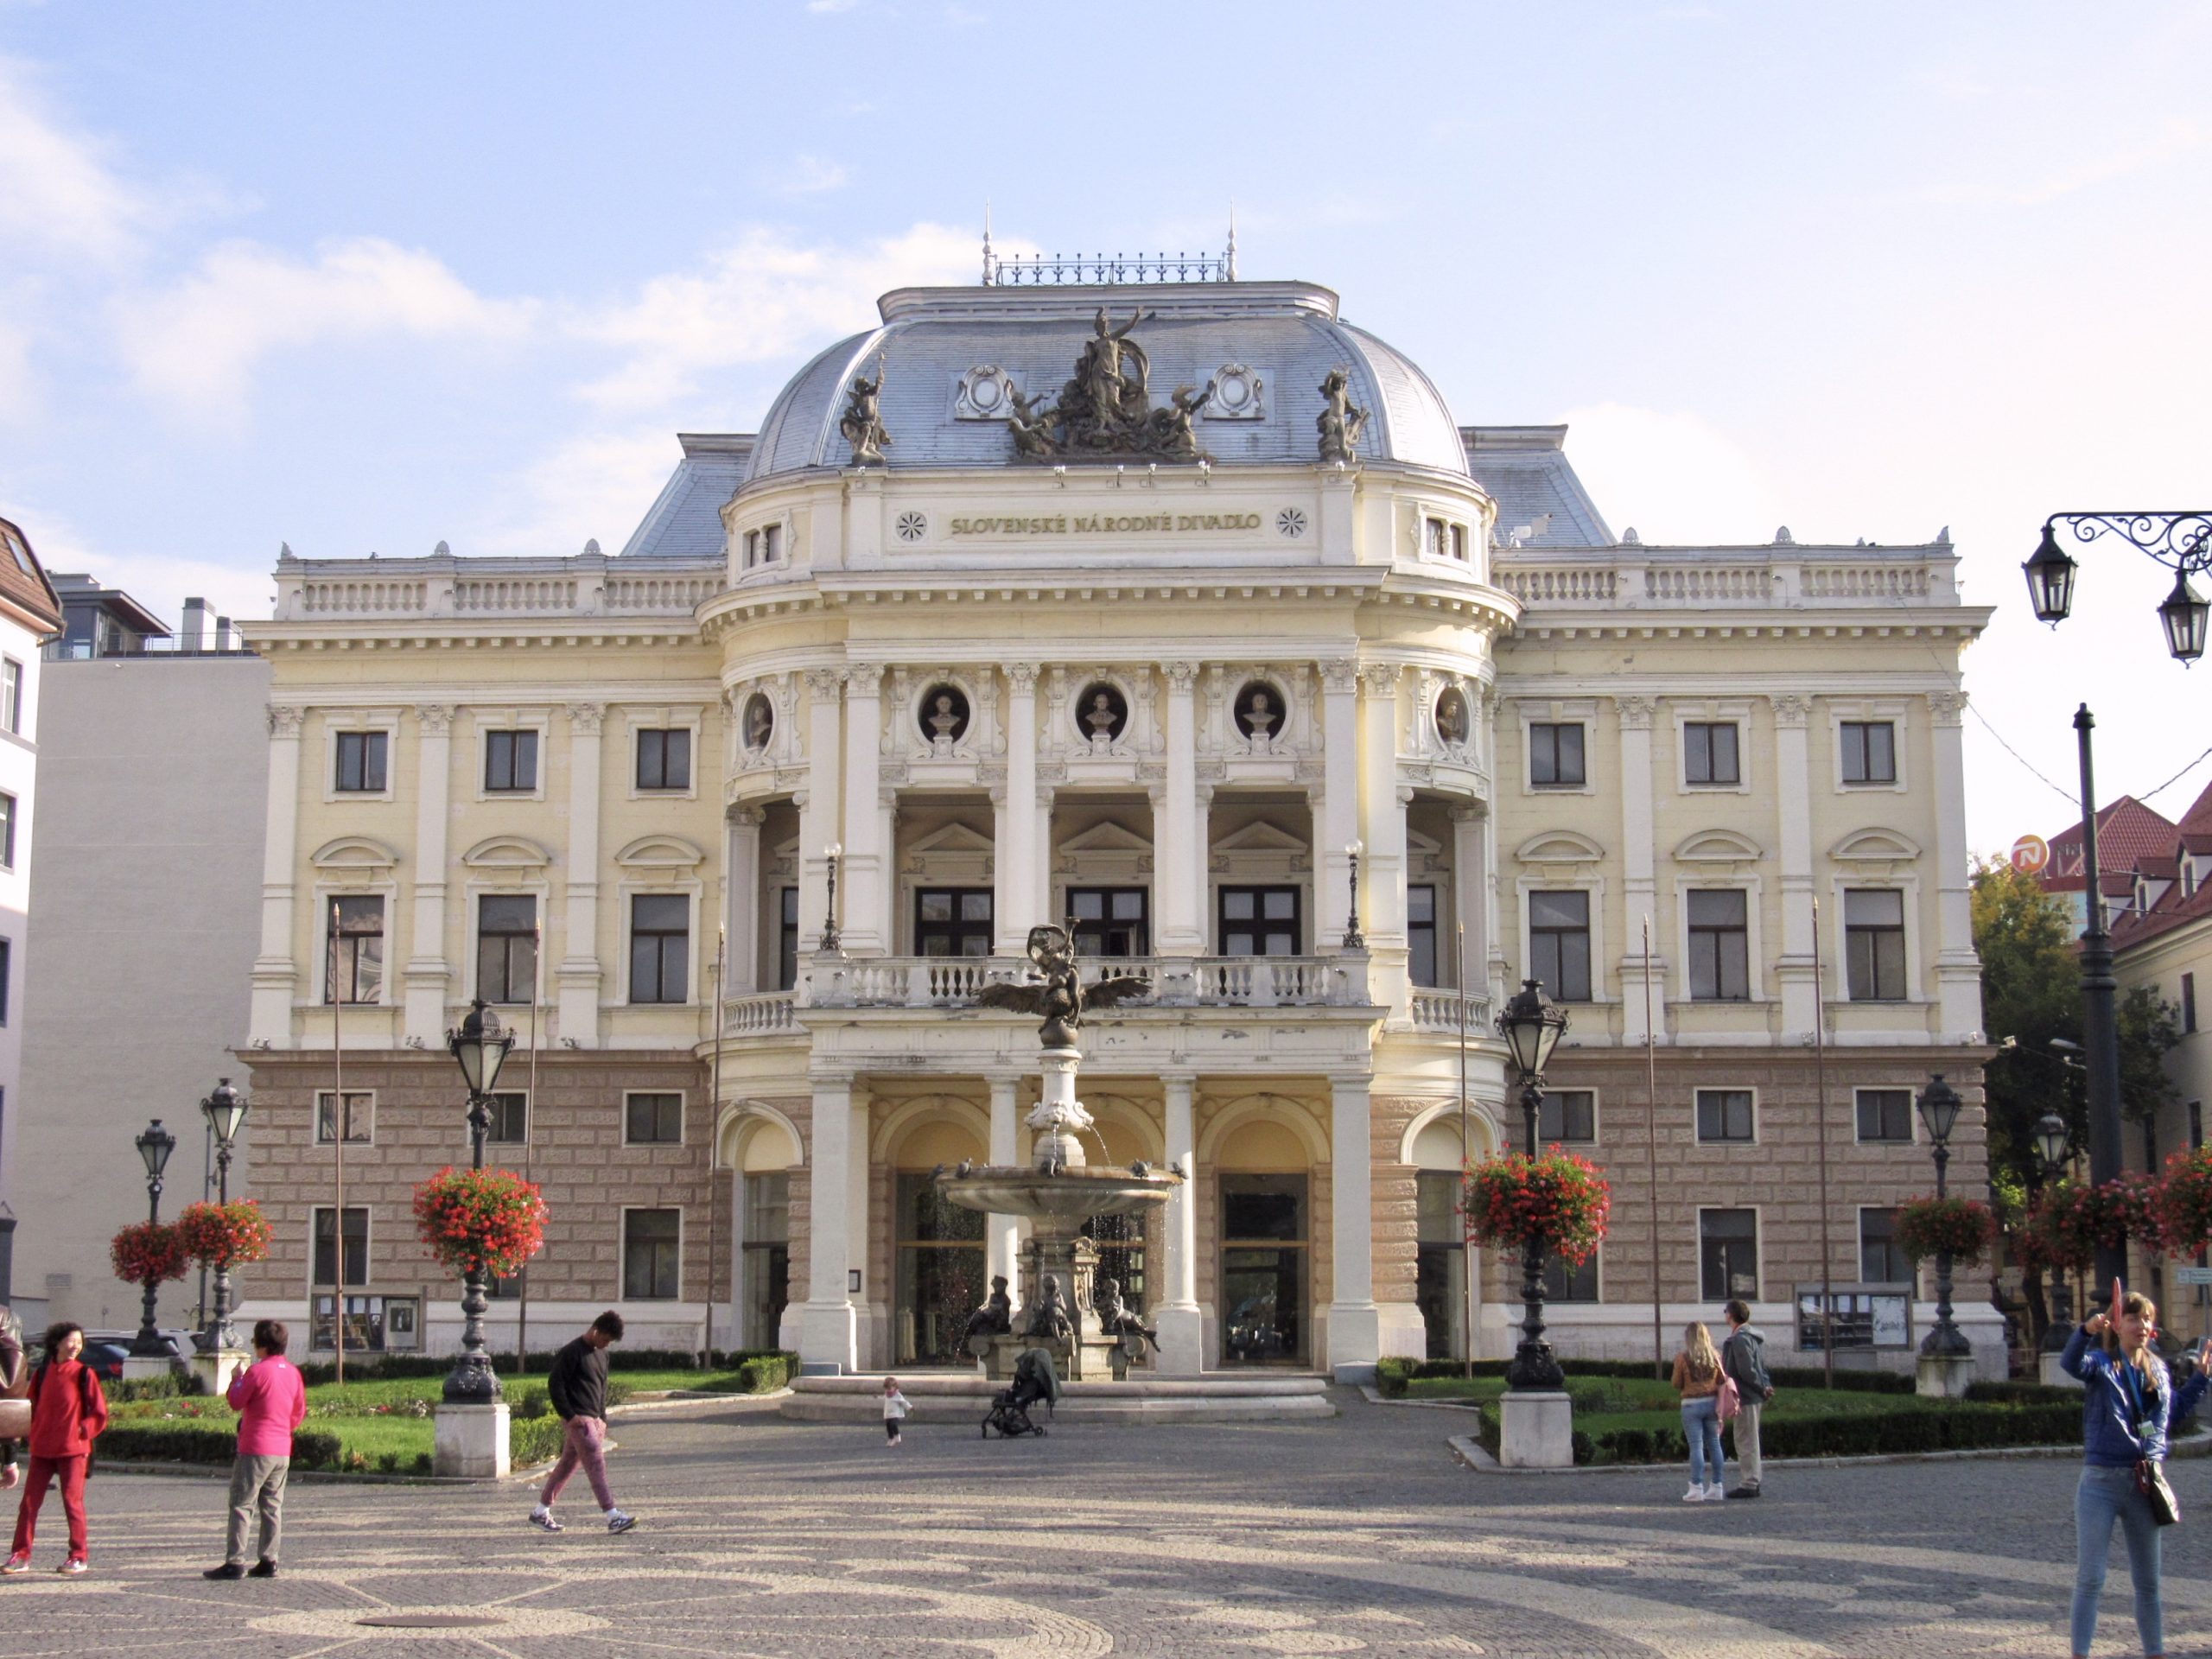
[4,1389,2206,1656]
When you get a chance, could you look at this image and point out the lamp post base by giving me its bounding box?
[191,1348,251,1396]
[1500,1390,1575,1468]
[1915,1353,1977,1399]
[432,1402,512,1480]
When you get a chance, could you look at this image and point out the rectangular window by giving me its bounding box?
[1844,888,1908,1001]
[1425,517,1449,559]
[1069,887,1149,958]
[635,728,691,791]
[1529,721,1586,787]
[1699,1208,1758,1300]
[2185,973,2198,1035]
[0,938,10,1025]
[1840,720,1897,785]
[623,1209,681,1300]
[1687,888,1750,1001]
[628,894,690,1003]
[0,792,14,868]
[1407,884,1439,988]
[1217,886,1301,957]
[483,729,537,792]
[334,730,387,793]
[1855,1088,1913,1143]
[1543,1252,1599,1301]
[915,887,995,957]
[1529,890,1592,1001]
[1859,1208,1911,1283]
[486,1091,528,1146]
[1450,523,1468,563]
[762,524,781,563]
[314,1090,372,1145]
[743,530,760,567]
[325,895,385,1004]
[625,1092,683,1145]
[777,887,800,990]
[1537,1089,1596,1144]
[477,894,537,1005]
[311,1206,369,1288]
[1,659,19,734]
[1683,721,1740,786]
[1695,1088,1755,1143]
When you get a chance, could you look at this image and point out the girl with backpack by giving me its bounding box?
[2,1323,109,1576]
[1669,1321,1727,1502]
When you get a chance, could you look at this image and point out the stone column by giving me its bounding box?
[798,669,844,954]
[1326,1073,1382,1382]
[1157,663,1203,953]
[993,664,1040,951]
[404,705,456,1046]
[249,706,305,1044]
[1771,695,1819,1039]
[798,1074,859,1374]
[1317,658,1360,949]
[985,1075,1022,1307]
[1157,1073,1203,1373]
[556,703,605,1046]
[1929,690,1981,1039]
[837,664,887,955]
[1451,804,1487,996]
[725,806,763,995]
[1616,696,1658,1042]
[1357,664,1408,948]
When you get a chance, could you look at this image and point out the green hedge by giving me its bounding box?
[1375,1354,1916,1400]
[99,1423,345,1471]
[296,1345,795,1387]
[511,1414,566,1466]
[736,1352,798,1392]
[1469,1395,2080,1465]
[1965,1380,2081,1407]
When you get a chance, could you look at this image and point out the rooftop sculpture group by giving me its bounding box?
[1006,308,1217,463]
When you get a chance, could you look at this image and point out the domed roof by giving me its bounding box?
[741,281,1468,486]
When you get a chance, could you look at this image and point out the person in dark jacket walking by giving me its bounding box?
[530,1311,634,1535]
[2063,1283,2211,1658]
[1719,1299,1773,1498]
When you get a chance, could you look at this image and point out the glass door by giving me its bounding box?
[1415,1170,1467,1360]
[894,1172,986,1364]
[1218,1173,1307,1365]
[742,1172,790,1351]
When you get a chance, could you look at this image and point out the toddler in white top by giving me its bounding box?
[882,1377,912,1446]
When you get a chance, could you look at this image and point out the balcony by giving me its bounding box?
[1408,988,1493,1034]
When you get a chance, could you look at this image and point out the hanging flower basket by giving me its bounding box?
[110,1220,188,1287]
[2160,1145,2212,1255]
[2018,1178,2154,1276]
[1893,1195,1998,1265]
[1464,1149,1611,1268]
[413,1166,548,1280]
[175,1200,273,1270]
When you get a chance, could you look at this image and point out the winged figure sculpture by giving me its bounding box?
[975,924,1151,1046]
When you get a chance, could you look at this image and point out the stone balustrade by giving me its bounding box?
[1495,543,1954,612]
[277,550,723,623]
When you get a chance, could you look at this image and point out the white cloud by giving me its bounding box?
[804,0,855,11]
[473,427,684,557]
[778,155,851,196]
[0,54,151,263]
[1555,403,1783,545]
[10,507,272,630]
[569,221,981,414]
[0,311,36,423]
[114,236,535,422]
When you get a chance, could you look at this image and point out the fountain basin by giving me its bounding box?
[936,1166,1181,1225]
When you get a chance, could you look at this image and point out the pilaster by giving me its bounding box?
[404,704,455,1046]
[798,1073,859,1375]
[1928,690,1983,1039]
[250,705,305,1044]
[985,1074,1023,1306]
[1158,662,1203,953]
[1156,1072,1203,1375]
[1770,694,1818,1038]
[556,702,605,1046]
[1325,1072,1381,1381]
[726,806,764,995]
[839,664,888,954]
[800,668,844,955]
[1317,658,1360,950]
[997,662,1039,952]
[1616,695,1659,1043]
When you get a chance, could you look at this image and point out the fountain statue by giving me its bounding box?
[937,925,1182,1380]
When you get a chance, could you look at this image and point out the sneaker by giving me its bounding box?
[0,1554,27,1576]
[1704,1484,1727,1502]
[528,1509,563,1533]
[248,1560,279,1579]
[1681,1483,1706,1502]
[58,1558,86,1576]
[1725,1484,1761,1500]
[605,1510,637,1535]
[203,1563,245,1580]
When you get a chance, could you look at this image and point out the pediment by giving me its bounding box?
[1514,830,1604,863]
[614,834,706,870]
[310,836,401,873]
[1831,828,1922,862]
[1058,821,1152,855]
[910,822,995,856]
[1212,821,1308,855]
[1674,829,1764,863]
[461,834,552,870]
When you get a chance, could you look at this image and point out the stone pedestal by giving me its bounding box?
[1916,1353,1977,1399]
[1500,1390,1574,1469]
[2042,1352,2084,1389]
[191,1349,251,1397]
[1155,1306,1204,1376]
[122,1355,178,1382]
[433,1402,512,1480]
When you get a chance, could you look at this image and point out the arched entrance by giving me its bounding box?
[1214,1115,1313,1367]
[720,1109,802,1354]
[1408,1107,1497,1361]
[889,1115,988,1367]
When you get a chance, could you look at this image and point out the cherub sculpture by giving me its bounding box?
[1095,1276,1160,1353]
[963,1274,1014,1344]
[1025,1274,1075,1344]
[976,924,1150,1047]
[840,357,892,465]
[1006,384,1060,460]
[1316,366,1369,464]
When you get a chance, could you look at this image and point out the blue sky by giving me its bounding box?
[1,2,2207,850]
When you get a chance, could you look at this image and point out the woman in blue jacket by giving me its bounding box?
[2062,1287,2211,1657]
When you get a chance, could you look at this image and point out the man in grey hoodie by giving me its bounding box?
[1720,1299,1773,1498]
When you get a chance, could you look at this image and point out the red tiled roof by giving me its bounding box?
[2042,796,2180,892]
[2115,869,2212,950]
[2179,779,2212,838]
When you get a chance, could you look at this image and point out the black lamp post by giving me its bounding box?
[820,842,842,953]
[1343,840,1364,950]
[443,998,515,1404]
[1496,977,1571,1391]
[1915,1075,1972,1359]
[2032,1108,2077,1348]
[130,1118,176,1357]
[2021,511,2210,1288]
[199,1080,249,1351]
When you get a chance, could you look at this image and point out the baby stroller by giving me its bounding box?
[982,1346,1060,1439]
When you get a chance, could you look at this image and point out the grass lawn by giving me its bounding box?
[1401,1374,1942,1437]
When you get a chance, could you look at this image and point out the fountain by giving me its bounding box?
[935,925,1182,1381]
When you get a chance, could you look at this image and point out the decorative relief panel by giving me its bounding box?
[953,365,1022,421]
[1202,365,1266,421]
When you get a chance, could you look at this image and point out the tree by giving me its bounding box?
[2118,983,2183,1166]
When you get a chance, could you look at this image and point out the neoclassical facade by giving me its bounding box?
[238,276,1995,1377]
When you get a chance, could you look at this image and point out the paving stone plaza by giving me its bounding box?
[3,1391,2201,1656]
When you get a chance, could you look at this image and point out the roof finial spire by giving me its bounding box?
[982,200,995,284]
[1225,203,1238,282]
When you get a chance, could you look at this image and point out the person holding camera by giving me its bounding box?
[205,1319,308,1580]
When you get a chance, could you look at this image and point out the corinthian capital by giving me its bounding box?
[1614,696,1656,732]
[1162,661,1198,691]
[414,703,454,736]
[1006,662,1040,694]
[266,704,306,739]
[567,702,605,734]
[845,662,885,696]
[1769,695,1811,730]
[1317,658,1357,692]
[1927,690,1969,728]
[804,666,845,700]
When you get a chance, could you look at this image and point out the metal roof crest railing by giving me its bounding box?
[982,250,1234,286]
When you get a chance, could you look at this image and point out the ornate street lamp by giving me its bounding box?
[1915,1074,1971,1359]
[199,1079,249,1351]
[1343,840,1365,950]
[130,1118,176,1357]
[1496,977,1571,1392]
[820,842,843,953]
[2031,1107,2077,1347]
[443,999,514,1403]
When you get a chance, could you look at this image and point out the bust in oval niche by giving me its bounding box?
[1076,683,1128,747]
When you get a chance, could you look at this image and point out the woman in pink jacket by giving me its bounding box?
[204,1319,308,1580]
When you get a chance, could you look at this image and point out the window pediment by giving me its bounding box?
[615,834,705,871]
[1674,829,1764,864]
[462,834,551,870]
[310,836,400,874]
[1514,830,1604,864]
[1831,828,1922,863]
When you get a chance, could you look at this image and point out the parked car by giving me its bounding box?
[85,1329,196,1364]
[74,1340,129,1383]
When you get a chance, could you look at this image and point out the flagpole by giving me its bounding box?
[516,917,542,1374]
[704,925,728,1366]
[1457,923,1474,1379]
[1813,895,1835,1390]
[1643,917,1662,1377]
[331,899,345,1393]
